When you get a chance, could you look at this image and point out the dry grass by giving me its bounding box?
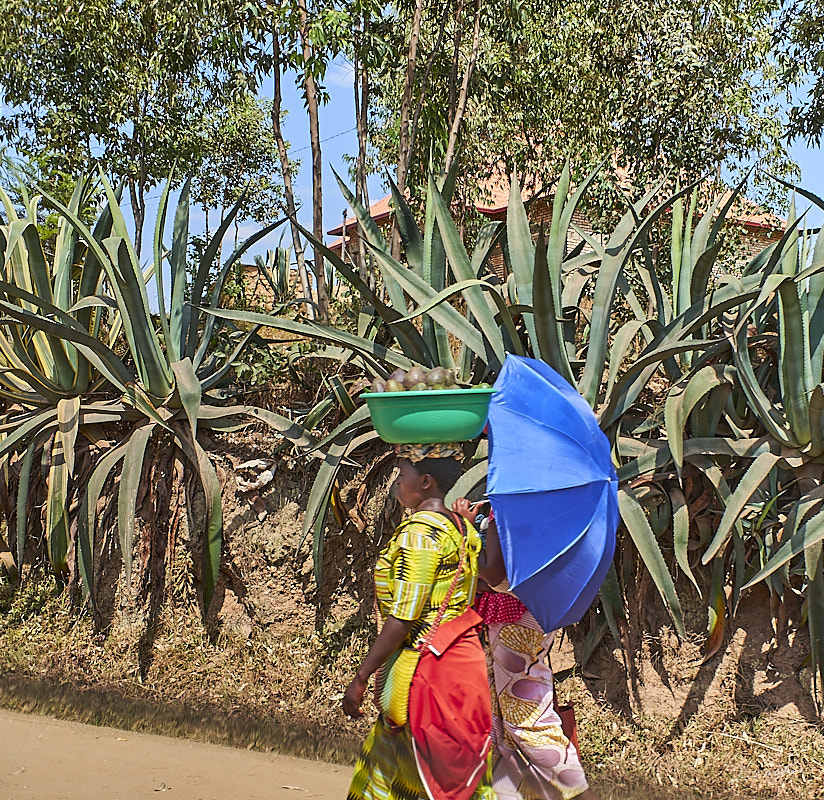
[558,674,824,799]
[2,577,823,799]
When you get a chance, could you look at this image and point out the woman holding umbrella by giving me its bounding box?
[449,354,616,800]
[342,442,494,800]
[453,499,602,800]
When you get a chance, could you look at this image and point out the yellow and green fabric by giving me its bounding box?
[349,511,493,800]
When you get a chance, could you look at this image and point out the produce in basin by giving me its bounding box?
[369,366,466,392]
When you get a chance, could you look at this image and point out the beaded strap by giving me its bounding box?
[415,512,468,654]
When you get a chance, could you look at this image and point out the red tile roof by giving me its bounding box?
[326,174,783,240]
[327,194,394,236]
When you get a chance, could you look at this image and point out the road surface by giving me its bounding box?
[0,709,352,800]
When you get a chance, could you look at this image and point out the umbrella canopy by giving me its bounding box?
[487,355,618,632]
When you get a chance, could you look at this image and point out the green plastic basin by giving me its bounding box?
[363,387,495,444]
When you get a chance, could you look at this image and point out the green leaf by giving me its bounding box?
[101,236,172,398]
[605,320,653,403]
[387,175,424,270]
[702,452,781,563]
[192,218,285,366]
[366,246,490,362]
[805,541,824,707]
[169,178,190,361]
[533,227,574,382]
[445,460,489,507]
[664,364,735,471]
[78,441,129,601]
[777,279,812,444]
[152,174,174,352]
[743,501,824,590]
[810,384,824,458]
[198,306,415,371]
[420,175,452,366]
[291,218,432,366]
[327,374,357,416]
[505,173,538,350]
[430,173,505,368]
[618,485,685,637]
[197,404,319,451]
[200,325,263,392]
[580,180,680,405]
[703,556,727,663]
[332,168,406,312]
[304,428,380,586]
[390,277,523,358]
[16,428,54,574]
[171,358,202,440]
[118,424,154,586]
[670,486,700,595]
[599,563,625,646]
[174,428,222,608]
[45,397,80,576]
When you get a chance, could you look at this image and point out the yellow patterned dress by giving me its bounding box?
[348,510,494,800]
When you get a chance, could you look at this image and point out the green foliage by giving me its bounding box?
[254,246,295,306]
[212,162,824,707]
[0,170,317,612]
[368,0,791,206]
[780,0,824,143]
[0,0,278,251]
[189,96,285,226]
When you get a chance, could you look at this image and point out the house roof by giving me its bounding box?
[327,195,393,236]
[326,175,783,240]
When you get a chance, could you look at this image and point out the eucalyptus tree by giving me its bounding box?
[780,0,824,143]
[189,96,285,241]
[240,0,355,323]
[369,0,790,206]
[0,0,254,254]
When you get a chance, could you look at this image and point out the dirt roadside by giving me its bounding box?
[0,709,351,800]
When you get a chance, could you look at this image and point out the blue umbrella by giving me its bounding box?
[486,355,618,633]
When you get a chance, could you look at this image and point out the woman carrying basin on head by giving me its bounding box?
[342,442,494,800]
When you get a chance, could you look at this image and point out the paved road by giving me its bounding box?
[0,709,352,800]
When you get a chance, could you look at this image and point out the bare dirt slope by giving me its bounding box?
[0,709,351,800]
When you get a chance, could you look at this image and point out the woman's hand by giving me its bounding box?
[343,674,367,718]
[342,616,415,719]
[452,497,480,524]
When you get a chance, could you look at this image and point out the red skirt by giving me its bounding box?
[408,610,492,800]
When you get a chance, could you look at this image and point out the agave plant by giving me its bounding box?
[254,243,294,306]
[0,171,319,611]
[206,159,824,706]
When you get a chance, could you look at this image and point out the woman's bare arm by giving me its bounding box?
[452,498,506,586]
[478,518,506,586]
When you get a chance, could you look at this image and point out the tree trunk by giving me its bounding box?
[130,179,145,261]
[272,33,315,319]
[444,0,482,174]
[297,0,329,323]
[447,0,465,127]
[129,105,146,260]
[354,20,371,287]
[409,6,451,166]
[391,0,425,260]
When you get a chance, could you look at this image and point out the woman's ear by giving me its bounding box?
[420,473,434,492]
